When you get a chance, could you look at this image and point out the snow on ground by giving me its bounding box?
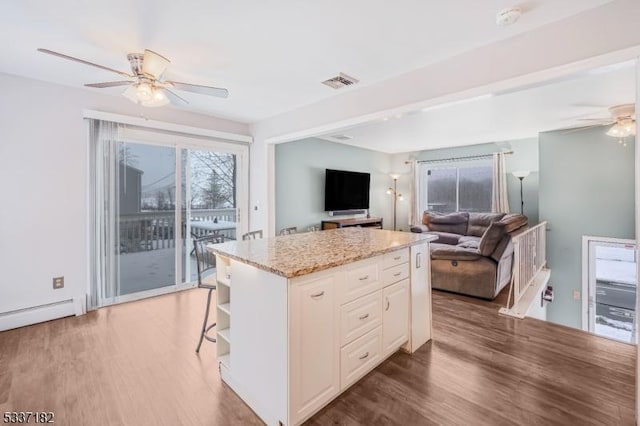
[595,246,636,285]
[119,248,199,295]
[595,315,633,343]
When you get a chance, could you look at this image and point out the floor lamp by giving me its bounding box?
[387,174,403,231]
[512,171,530,214]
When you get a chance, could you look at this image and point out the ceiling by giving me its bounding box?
[0,0,613,123]
[317,62,637,153]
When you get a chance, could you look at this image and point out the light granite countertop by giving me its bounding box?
[208,227,436,278]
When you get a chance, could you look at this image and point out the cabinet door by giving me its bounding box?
[290,272,340,424]
[382,279,410,357]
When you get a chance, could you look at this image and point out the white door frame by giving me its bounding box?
[581,236,636,333]
[86,115,250,308]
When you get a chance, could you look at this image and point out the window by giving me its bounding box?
[419,162,492,213]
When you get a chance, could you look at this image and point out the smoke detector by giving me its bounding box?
[496,7,522,26]
[322,73,359,89]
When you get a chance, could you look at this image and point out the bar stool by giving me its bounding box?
[242,230,263,240]
[279,227,298,235]
[193,233,225,353]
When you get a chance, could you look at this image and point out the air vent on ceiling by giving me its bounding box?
[331,134,353,141]
[322,73,359,89]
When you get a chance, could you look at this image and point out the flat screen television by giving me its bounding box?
[324,169,371,211]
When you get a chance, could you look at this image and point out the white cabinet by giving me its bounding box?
[382,279,410,357]
[220,241,432,426]
[340,327,382,389]
[340,291,382,346]
[289,272,340,425]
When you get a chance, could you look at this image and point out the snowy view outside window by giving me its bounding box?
[419,164,492,213]
[117,143,237,295]
[594,245,637,343]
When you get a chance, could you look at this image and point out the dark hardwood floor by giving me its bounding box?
[0,289,635,425]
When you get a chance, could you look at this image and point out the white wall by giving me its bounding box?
[275,138,392,232]
[251,0,640,231]
[0,73,250,318]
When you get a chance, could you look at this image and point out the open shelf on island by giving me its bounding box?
[218,303,231,316]
[219,353,230,369]
[218,327,231,343]
[216,255,232,286]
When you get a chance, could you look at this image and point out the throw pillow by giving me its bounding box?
[478,222,506,256]
[423,211,469,235]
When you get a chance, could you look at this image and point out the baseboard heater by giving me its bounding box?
[0,297,85,331]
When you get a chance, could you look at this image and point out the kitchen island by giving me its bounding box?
[209,227,436,426]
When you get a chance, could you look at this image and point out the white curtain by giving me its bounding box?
[89,119,121,309]
[491,152,510,213]
[408,161,421,225]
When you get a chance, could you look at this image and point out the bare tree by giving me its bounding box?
[190,151,236,208]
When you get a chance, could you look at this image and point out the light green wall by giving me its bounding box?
[390,138,540,229]
[539,128,635,329]
[275,138,392,232]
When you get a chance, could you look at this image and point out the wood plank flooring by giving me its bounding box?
[0,289,635,425]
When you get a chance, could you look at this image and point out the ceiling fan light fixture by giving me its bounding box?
[122,85,139,103]
[606,122,634,138]
[141,88,170,107]
[135,82,154,102]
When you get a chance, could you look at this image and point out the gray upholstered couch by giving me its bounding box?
[411,212,528,299]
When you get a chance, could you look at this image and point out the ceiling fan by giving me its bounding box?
[570,104,636,145]
[37,48,229,107]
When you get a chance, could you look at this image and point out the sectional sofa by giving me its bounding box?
[411,211,528,299]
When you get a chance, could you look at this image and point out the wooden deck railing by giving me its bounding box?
[500,221,550,318]
[119,208,237,253]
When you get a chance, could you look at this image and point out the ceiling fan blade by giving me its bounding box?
[142,49,170,79]
[561,124,603,134]
[38,48,133,78]
[164,88,189,105]
[85,81,133,88]
[166,81,229,98]
[576,118,614,124]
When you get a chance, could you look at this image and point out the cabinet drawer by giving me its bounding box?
[382,263,409,286]
[382,248,410,270]
[340,326,382,390]
[341,258,380,304]
[340,291,382,346]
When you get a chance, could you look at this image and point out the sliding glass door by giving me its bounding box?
[181,148,239,283]
[89,120,248,308]
[118,142,177,296]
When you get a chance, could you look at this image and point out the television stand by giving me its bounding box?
[321,217,383,230]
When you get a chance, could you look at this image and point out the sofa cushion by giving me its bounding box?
[458,235,481,244]
[426,231,462,245]
[430,243,482,261]
[422,211,469,235]
[457,240,479,250]
[478,222,506,256]
[499,213,529,234]
[410,224,430,233]
[467,212,506,237]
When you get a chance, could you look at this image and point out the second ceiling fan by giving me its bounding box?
[38,48,228,107]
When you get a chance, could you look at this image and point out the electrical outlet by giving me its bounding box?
[53,276,64,289]
[572,290,580,300]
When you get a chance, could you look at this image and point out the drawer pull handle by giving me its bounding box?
[393,256,401,260]
[359,275,370,281]
[359,352,369,360]
[310,291,325,298]
[385,297,390,311]
[359,313,370,320]
[393,272,402,277]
